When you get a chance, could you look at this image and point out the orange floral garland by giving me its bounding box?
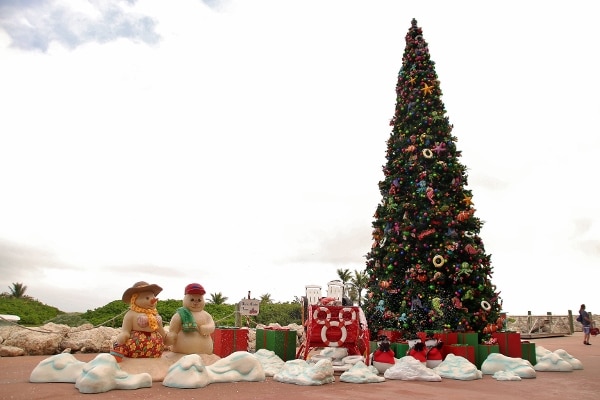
[130,293,159,331]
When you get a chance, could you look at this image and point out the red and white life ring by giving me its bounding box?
[481,300,491,312]
[321,320,347,347]
[313,307,331,324]
[339,307,357,326]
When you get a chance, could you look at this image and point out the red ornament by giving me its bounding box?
[457,210,472,222]
[465,244,477,254]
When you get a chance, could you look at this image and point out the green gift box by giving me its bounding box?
[391,343,409,358]
[521,342,536,365]
[475,344,499,369]
[457,332,479,346]
[256,327,297,361]
[369,341,378,353]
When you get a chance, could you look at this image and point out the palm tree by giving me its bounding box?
[351,270,369,307]
[346,285,359,305]
[336,268,352,298]
[260,293,273,304]
[208,292,228,305]
[9,282,27,298]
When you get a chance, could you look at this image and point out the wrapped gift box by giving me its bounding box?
[521,342,536,365]
[212,327,249,358]
[433,331,458,345]
[458,332,479,346]
[369,341,378,353]
[256,327,297,361]
[491,332,522,358]
[370,341,407,359]
[377,329,403,343]
[391,343,409,358]
[475,344,499,369]
[444,344,475,364]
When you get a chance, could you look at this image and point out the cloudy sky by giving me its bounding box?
[1,0,598,317]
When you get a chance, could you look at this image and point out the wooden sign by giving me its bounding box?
[239,299,260,316]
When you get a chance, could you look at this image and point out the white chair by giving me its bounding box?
[326,280,344,302]
[305,285,322,305]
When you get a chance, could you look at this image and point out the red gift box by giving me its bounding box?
[444,344,475,364]
[377,329,403,343]
[434,331,458,345]
[491,332,522,358]
[212,327,249,358]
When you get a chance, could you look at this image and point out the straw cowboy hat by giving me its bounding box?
[122,281,163,303]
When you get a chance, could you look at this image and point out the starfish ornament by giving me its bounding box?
[462,194,473,206]
[421,82,434,96]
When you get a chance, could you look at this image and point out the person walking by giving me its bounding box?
[579,304,592,345]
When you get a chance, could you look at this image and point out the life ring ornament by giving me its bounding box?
[432,255,445,268]
[321,320,347,347]
[481,300,491,312]
[313,307,331,324]
[422,148,433,159]
[339,308,357,326]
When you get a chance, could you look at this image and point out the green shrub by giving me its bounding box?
[46,313,89,327]
[2,297,303,328]
[79,301,129,328]
[253,302,302,326]
[0,297,62,325]
[205,303,237,326]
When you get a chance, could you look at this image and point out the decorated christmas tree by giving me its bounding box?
[363,19,502,338]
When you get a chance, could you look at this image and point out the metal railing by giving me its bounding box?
[505,311,597,338]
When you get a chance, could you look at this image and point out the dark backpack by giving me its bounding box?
[576,314,582,323]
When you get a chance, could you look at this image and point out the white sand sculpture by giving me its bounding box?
[252,349,286,376]
[75,354,152,393]
[481,353,537,378]
[29,353,86,383]
[384,356,442,382]
[29,341,586,393]
[339,361,384,383]
[551,349,583,370]
[432,353,483,380]
[163,351,265,389]
[273,358,335,385]
[30,351,266,393]
[533,346,582,371]
[492,370,524,381]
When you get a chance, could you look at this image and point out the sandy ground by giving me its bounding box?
[1,334,599,400]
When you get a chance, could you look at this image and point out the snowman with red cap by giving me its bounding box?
[165,283,216,355]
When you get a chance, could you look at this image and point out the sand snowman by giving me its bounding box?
[166,283,216,355]
[111,281,166,361]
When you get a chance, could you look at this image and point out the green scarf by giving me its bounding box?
[177,307,198,332]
